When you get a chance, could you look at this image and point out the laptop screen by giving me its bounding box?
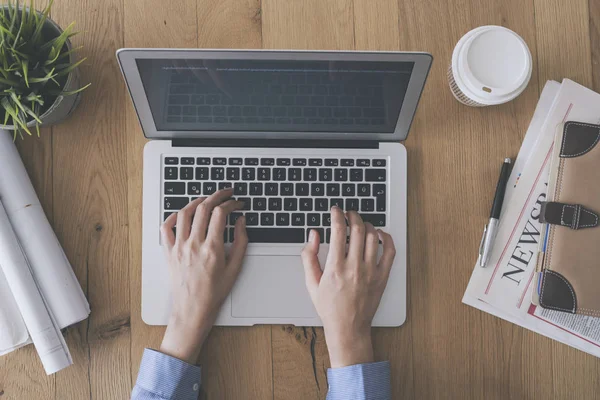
[136,58,414,134]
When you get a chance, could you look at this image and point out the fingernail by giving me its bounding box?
[309,229,315,241]
[240,216,246,225]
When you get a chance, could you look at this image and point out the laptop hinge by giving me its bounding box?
[171,138,379,149]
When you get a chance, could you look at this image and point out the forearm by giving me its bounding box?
[327,361,392,400]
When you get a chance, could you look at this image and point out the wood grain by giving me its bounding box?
[2,0,600,399]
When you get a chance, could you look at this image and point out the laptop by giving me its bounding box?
[117,49,432,327]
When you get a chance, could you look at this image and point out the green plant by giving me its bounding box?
[0,0,89,139]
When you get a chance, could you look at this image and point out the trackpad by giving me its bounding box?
[232,255,317,318]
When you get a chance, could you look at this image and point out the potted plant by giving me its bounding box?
[0,0,89,139]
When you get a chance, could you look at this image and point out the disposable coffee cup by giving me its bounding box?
[448,25,532,106]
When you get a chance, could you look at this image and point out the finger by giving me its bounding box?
[301,229,323,295]
[363,223,379,267]
[377,230,396,281]
[227,216,248,273]
[190,188,234,241]
[176,197,205,242]
[206,199,244,242]
[326,206,346,265]
[160,212,178,251]
[347,211,366,263]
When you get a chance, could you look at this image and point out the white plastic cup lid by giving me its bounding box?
[452,26,532,105]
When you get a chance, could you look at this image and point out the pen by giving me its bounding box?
[479,158,512,267]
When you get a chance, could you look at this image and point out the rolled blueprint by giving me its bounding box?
[0,200,72,374]
[0,130,89,328]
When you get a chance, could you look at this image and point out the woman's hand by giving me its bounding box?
[158,188,248,363]
[301,206,396,368]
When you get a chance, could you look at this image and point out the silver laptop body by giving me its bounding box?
[117,49,432,326]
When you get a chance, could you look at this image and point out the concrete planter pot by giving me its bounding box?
[0,7,82,132]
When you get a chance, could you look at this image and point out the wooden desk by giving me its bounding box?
[1,0,599,398]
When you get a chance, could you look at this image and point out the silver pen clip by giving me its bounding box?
[478,224,487,259]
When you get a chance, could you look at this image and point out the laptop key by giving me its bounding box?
[307,213,320,226]
[308,159,322,166]
[229,212,243,225]
[374,184,386,211]
[350,169,363,181]
[245,158,259,166]
[165,167,178,180]
[277,158,291,166]
[366,169,386,182]
[165,182,185,195]
[311,183,325,196]
[218,182,232,190]
[258,168,271,181]
[187,182,201,195]
[341,159,354,166]
[346,198,359,211]
[288,168,302,181]
[269,198,282,211]
[327,183,340,197]
[323,213,331,226]
[306,228,325,243]
[250,183,263,196]
[164,212,175,221]
[261,158,275,166]
[245,213,259,226]
[165,157,179,165]
[319,168,332,181]
[196,157,210,165]
[164,197,189,210]
[276,213,290,226]
[234,182,247,195]
[315,198,328,211]
[203,182,216,195]
[253,198,267,211]
[229,158,243,165]
[330,198,344,210]
[304,168,317,181]
[280,183,294,196]
[181,157,195,165]
[284,198,298,211]
[373,159,386,167]
[238,197,251,210]
[196,167,209,180]
[325,159,338,166]
[361,199,375,212]
[292,213,305,226]
[213,158,227,165]
[227,167,240,181]
[342,184,355,196]
[335,169,348,181]
[273,168,286,181]
[357,159,370,167]
[296,183,309,196]
[181,167,194,180]
[293,158,307,166]
[261,213,275,226]
[361,213,386,227]
[300,198,313,211]
[233,227,304,243]
[357,184,370,197]
[265,183,278,196]
[242,168,256,181]
[211,167,225,180]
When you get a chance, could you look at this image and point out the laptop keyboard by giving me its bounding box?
[162,156,388,243]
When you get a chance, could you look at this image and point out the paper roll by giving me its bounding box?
[0,130,90,330]
[0,201,72,374]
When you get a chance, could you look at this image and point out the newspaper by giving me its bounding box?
[0,130,90,373]
[463,79,600,358]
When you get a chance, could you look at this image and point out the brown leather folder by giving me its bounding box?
[538,121,600,317]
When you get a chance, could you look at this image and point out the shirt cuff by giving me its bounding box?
[327,361,391,400]
[134,348,202,400]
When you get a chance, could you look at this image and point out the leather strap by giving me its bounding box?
[540,201,599,230]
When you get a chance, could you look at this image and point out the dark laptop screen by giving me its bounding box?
[136,58,414,134]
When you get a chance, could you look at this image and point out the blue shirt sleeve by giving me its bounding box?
[326,361,391,400]
[131,348,202,400]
